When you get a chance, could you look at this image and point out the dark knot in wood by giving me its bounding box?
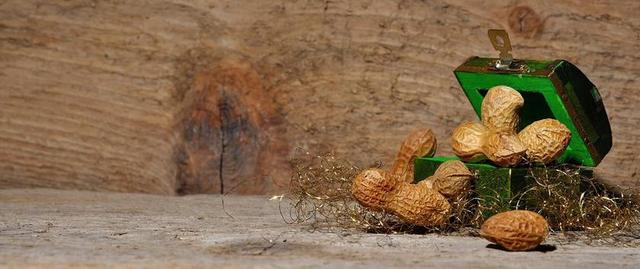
[508,6,543,38]
[176,58,288,195]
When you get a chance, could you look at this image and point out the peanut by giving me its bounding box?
[387,180,452,226]
[452,85,571,166]
[352,129,474,226]
[480,210,549,251]
[518,119,571,164]
[351,169,396,211]
[428,160,474,200]
[481,85,524,133]
[482,131,526,167]
[390,129,437,183]
[451,122,488,162]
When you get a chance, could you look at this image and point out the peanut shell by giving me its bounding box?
[351,128,462,227]
[420,178,434,189]
[482,132,526,167]
[451,122,489,162]
[390,129,437,183]
[429,160,474,199]
[481,86,524,133]
[351,169,395,211]
[388,183,451,226]
[518,119,571,164]
[480,210,549,251]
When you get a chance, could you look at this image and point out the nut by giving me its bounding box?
[518,119,571,164]
[451,85,570,167]
[451,122,489,162]
[351,168,395,211]
[388,183,451,226]
[480,210,549,251]
[428,160,474,200]
[352,129,473,227]
[352,168,452,227]
[482,132,526,167]
[390,129,437,182]
[481,85,524,133]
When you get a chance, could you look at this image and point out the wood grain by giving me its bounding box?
[0,0,638,194]
[2,189,639,268]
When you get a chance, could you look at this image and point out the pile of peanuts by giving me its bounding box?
[351,86,565,250]
[452,86,571,167]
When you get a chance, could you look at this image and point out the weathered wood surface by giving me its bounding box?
[1,188,639,269]
[1,0,639,194]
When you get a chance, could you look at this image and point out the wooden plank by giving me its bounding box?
[1,188,639,269]
[1,0,638,194]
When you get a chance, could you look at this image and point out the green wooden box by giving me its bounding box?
[414,55,612,216]
[415,156,592,215]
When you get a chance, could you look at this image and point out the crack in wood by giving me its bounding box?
[218,89,229,194]
[175,57,289,194]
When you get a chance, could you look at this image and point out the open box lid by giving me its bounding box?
[453,31,612,167]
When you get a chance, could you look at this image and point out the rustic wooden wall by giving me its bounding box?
[1,0,639,195]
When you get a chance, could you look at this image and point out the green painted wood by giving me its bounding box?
[413,57,611,217]
[453,57,612,167]
[415,157,587,217]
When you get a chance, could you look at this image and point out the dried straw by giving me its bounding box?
[282,150,414,233]
[282,151,640,246]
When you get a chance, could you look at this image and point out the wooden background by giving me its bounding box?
[1,0,639,195]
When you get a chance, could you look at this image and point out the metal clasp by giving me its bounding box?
[487,29,529,72]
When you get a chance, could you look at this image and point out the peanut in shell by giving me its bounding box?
[482,132,526,167]
[451,122,488,162]
[390,129,437,183]
[387,183,451,226]
[351,168,395,211]
[480,210,549,251]
[428,160,474,200]
[481,86,524,133]
[351,129,471,227]
[518,119,571,164]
